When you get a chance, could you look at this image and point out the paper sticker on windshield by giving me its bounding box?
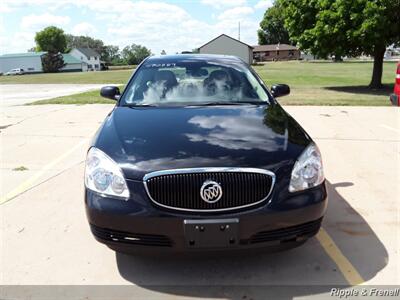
[144,63,176,68]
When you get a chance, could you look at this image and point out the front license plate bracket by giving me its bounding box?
[184,218,239,248]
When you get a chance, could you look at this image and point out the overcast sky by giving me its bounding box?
[0,0,273,55]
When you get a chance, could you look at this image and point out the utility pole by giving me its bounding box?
[238,22,241,40]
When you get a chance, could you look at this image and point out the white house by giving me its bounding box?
[61,54,88,72]
[198,34,254,65]
[384,46,400,61]
[0,52,46,73]
[70,48,101,71]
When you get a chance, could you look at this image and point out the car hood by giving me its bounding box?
[93,104,311,180]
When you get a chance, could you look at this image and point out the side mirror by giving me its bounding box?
[271,84,290,98]
[100,86,120,100]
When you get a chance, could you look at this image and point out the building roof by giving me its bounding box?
[62,54,83,64]
[253,44,299,52]
[146,54,244,64]
[199,34,254,50]
[0,52,46,58]
[74,48,100,58]
[0,52,85,66]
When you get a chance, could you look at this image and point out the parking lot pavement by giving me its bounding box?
[0,104,399,298]
[0,84,107,107]
[285,106,399,285]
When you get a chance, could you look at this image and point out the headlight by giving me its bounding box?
[85,147,129,199]
[289,143,324,192]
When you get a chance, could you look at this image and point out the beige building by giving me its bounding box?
[198,34,254,65]
[253,44,300,62]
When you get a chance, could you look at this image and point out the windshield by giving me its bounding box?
[121,59,270,106]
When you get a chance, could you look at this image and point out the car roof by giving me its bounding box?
[145,54,245,65]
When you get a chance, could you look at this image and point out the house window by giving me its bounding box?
[277,51,280,55]
[289,50,294,57]
[81,56,83,60]
[265,51,270,56]
[94,64,99,69]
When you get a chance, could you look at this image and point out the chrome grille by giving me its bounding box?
[144,168,275,212]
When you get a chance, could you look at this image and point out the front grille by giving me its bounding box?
[144,168,275,212]
[248,218,323,244]
[90,224,173,247]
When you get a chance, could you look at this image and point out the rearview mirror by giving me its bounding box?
[100,86,120,100]
[271,84,290,98]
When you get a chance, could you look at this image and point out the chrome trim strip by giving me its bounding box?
[143,167,276,212]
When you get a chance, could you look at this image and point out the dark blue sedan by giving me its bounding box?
[85,54,327,254]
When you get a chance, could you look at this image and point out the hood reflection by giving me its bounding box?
[94,105,308,180]
[185,108,287,151]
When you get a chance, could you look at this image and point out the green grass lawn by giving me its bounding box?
[9,60,397,106]
[26,89,117,105]
[256,61,396,106]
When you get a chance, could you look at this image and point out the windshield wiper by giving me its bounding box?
[195,101,266,106]
[121,103,158,107]
[121,101,267,107]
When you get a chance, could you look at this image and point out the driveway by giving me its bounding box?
[0,84,106,107]
[0,104,399,299]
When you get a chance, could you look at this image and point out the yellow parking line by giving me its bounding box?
[317,227,364,285]
[0,139,88,205]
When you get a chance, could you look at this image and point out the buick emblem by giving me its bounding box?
[200,180,222,203]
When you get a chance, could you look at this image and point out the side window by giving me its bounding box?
[126,69,155,102]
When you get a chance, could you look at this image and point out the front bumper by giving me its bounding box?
[85,182,327,254]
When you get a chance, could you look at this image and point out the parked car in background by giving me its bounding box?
[85,54,327,254]
[100,62,109,71]
[5,68,25,75]
[390,62,400,106]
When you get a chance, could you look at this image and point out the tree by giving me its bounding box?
[66,34,122,64]
[280,0,400,88]
[121,44,152,65]
[35,26,67,53]
[258,2,291,45]
[41,53,65,73]
[102,45,120,63]
[35,26,67,72]
[160,50,166,55]
[354,0,400,88]
[66,34,104,55]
